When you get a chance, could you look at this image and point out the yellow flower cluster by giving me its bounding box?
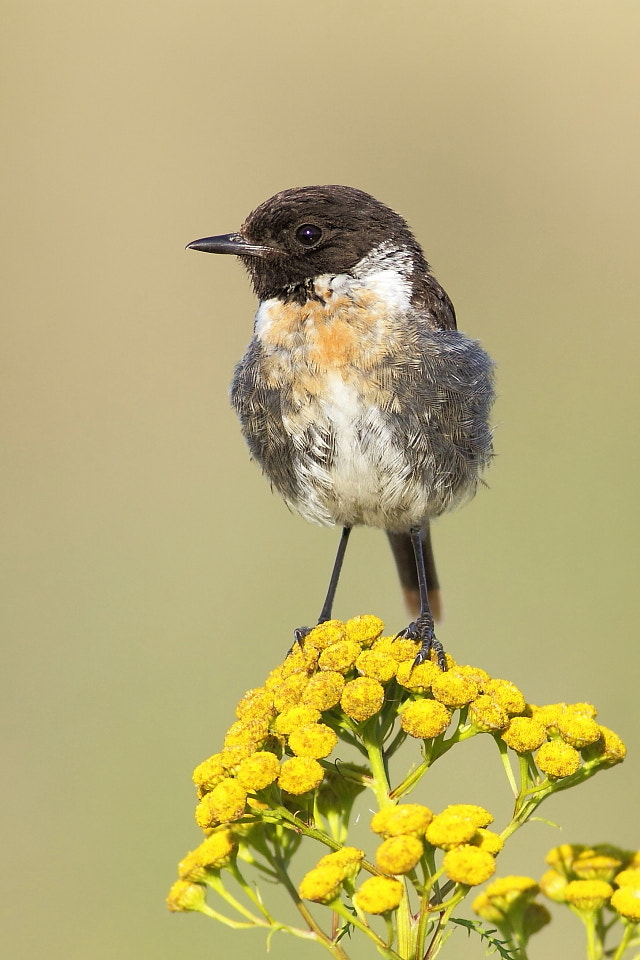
[541,844,640,920]
[298,846,365,904]
[473,875,551,939]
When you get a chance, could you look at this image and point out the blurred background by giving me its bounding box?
[3,1,639,957]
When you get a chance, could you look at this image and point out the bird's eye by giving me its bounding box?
[295,224,323,247]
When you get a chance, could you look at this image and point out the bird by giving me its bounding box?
[187,185,495,668]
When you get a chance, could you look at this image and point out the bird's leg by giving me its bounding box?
[294,526,352,645]
[400,526,447,670]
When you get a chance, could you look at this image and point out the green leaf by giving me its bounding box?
[450,918,518,960]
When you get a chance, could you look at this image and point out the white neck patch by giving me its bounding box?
[349,240,414,313]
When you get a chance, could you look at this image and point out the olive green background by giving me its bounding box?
[3,2,639,958]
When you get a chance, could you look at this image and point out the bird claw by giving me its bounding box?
[398,615,447,671]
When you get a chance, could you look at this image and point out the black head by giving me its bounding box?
[187,185,431,302]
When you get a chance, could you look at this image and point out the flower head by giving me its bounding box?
[443,846,496,885]
[426,811,480,849]
[430,670,479,708]
[355,648,397,682]
[195,778,247,828]
[167,880,208,913]
[535,740,581,778]
[501,717,547,753]
[611,886,640,921]
[354,876,403,914]
[318,640,361,673]
[564,879,613,912]
[278,756,324,795]
[299,864,345,903]
[344,614,384,646]
[273,705,321,735]
[376,835,424,875]
[370,804,433,839]
[302,671,345,711]
[236,751,281,791]
[482,679,526,715]
[288,723,338,759]
[340,676,385,721]
[468,695,509,732]
[400,699,451,739]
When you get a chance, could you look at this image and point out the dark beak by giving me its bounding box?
[186,233,272,257]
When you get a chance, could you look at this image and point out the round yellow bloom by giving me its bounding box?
[340,676,385,721]
[443,846,496,885]
[235,686,275,722]
[273,705,321,735]
[167,879,207,912]
[192,754,227,792]
[455,664,491,685]
[530,702,565,729]
[444,804,493,827]
[468,695,509,732]
[615,868,640,887]
[218,744,253,768]
[589,725,627,765]
[354,876,403,914]
[278,756,324,795]
[556,713,602,749]
[376,835,424,875]
[179,829,237,880]
[273,673,309,713]
[306,620,347,649]
[355,648,397,682]
[472,829,504,855]
[298,864,344,903]
[318,640,361,673]
[236,751,281,791]
[546,843,588,873]
[288,723,338,759]
[482,679,526,715]
[431,671,479,708]
[501,717,547,753]
[373,636,421,663]
[223,717,270,749]
[572,855,622,882]
[472,892,503,923]
[540,869,568,902]
[316,846,365,879]
[484,875,539,905]
[302,671,345,711]
[400,699,451,739]
[282,643,319,674]
[426,812,479,849]
[370,803,433,838]
[564,879,613,911]
[345,614,384,646]
[195,777,247,828]
[611,886,640,921]
[535,740,581,778]
[395,659,440,692]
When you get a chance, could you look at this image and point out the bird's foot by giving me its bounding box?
[398,614,447,671]
[293,625,312,647]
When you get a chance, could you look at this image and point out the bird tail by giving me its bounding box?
[386,524,442,621]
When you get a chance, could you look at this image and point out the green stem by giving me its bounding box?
[362,721,392,808]
[331,900,403,960]
[612,921,639,960]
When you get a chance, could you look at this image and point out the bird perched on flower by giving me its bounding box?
[187,185,494,666]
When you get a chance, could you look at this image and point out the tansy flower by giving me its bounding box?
[472,829,504,855]
[278,756,324,795]
[376,835,424,875]
[455,664,491,685]
[501,716,547,753]
[535,740,581,778]
[585,725,626,766]
[443,846,496,885]
[370,804,433,839]
[556,713,602,749]
[468,695,510,732]
[472,892,503,923]
[395,659,440,692]
[234,686,275,722]
[316,846,365,879]
[546,843,588,874]
[372,636,421,663]
[288,723,338,759]
[615,868,640,887]
[355,648,397,682]
[223,718,270,749]
[273,705,322,735]
[179,829,237,880]
[572,855,622,882]
[530,703,565,729]
[167,880,208,913]
[426,811,479,849]
[318,640,361,673]
[430,671,479,708]
[195,778,247,828]
[443,805,493,827]
[539,869,568,902]
[302,671,346,711]
[298,864,345,903]
[400,699,451,739]
[611,886,640,921]
[340,676,385,721]
[236,751,281,791]
[564,879,613,911]
[273,673,309,713]
[192,754,228,792]
[354,876,404,914]
[306,620,347,649]
[344,614,384,646]
[483,876,539,907]
[481,679,526,715]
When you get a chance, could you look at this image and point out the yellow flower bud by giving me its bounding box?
[430,671,479,708]
[564,879,613,911]
[501,717,547,753]
[484,875,539,908]
[235,686,275,722]
[354,876,403,914]
[372,636,421,663]
[318,640,361,673]
[535,740,581,778]
[540,869,568,902]
[302,671,345,711]
[236,751,281,791]
[340,676,385,721]
[344,614,384,646]
[278,756,324,795]
[370,803,433,838]
[426,811,479,849]
[472,892,503,923]
[395,659,440,692]
[179,829,237,880]
[376,835,424,875]
[192,754,227,792]
[472,829,504,856]
[167,880,208,912]
[306,620,347,649]
[195,777,247,828]
[587,725,626,765]
[355,648,397,682]
[273,705,321,735]
[468,695,509,732]
[556,713,602,749]
[482,679,526,715]
[443,846,496,885]
[572,855,622,882]
[545,843,588,874]
[288,723,338,759]
[444,804,493,827]
[316,846,365,880]
[273,672,309,712]
[615,868,640,888]
[400,699,451,739]
[611,886,640,921]
[298,864,344,903]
